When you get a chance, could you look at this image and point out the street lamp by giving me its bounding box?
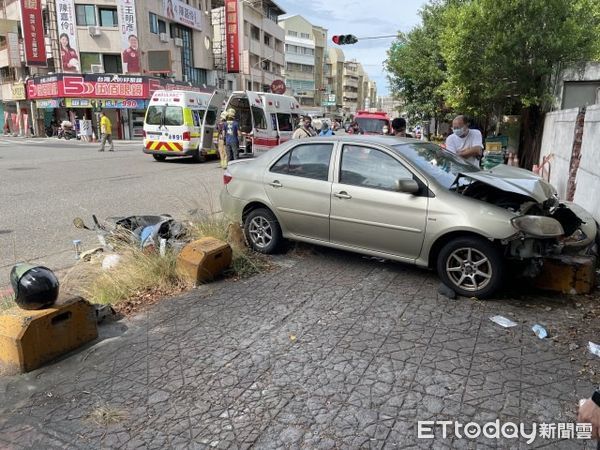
[250,52,275,92]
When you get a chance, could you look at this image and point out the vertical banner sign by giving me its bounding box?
[19,0,47,66]
[7,33,21,68]
[55,0,81,72]
[225,0,239,73]
[117,0,140,73]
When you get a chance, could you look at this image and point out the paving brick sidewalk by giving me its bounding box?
[0,248,597,449]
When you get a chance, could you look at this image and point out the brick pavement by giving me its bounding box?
[0,248,597,449]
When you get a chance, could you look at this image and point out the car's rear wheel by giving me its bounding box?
[244,208,282,254]
[153,154,167,161]
[436,236,503,299]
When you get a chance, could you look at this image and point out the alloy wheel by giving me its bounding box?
[248,216,273,249]
[445,247,493,292]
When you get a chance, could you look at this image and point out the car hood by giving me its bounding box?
[462,164,556,203]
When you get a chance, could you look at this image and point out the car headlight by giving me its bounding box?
[511,216,564,237]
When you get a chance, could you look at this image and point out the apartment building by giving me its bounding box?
[0,0,216,138]
[326,46,345,116]
[212,0,285,93]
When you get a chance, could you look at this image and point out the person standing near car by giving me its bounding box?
[98,111,114,152]
[225,110,241,161]
[445,115,483,166]
[392,117,412,137]
[293,116,317,139]
[319,121,334,136]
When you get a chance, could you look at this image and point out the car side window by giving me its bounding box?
[340,145,413,191]
[270,143,333,181]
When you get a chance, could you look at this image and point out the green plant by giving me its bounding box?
[0,291,15,311]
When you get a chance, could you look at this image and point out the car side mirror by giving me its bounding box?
[396,178,420,194]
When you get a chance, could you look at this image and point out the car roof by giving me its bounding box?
[298,135,422,146]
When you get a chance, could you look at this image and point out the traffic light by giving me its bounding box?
[332,35,358,45]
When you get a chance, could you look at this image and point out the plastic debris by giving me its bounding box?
[102,254,122,270]
[589,342,600,358]
[489,315,517,328]
[532,324,548,339]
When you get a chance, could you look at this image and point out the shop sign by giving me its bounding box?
[55,0,80,72]
[225,0,239,73]
[19,0,47,66]
[7,33,21,68]
[11,83,26,100]
[26,74,213,100]
[65,98,148,109]
[163,0,202,31]
[36,99,60,108]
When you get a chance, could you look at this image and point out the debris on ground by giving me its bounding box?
[589,341,600,358]
[438,283,457,299]
[489,315,518,328]
[94,304,117,323]
[532,324,548,339]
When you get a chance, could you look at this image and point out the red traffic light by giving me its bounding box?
[332,34,358,45]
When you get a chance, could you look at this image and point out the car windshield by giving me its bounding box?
[355,118,388,134]
[392,142,480,188]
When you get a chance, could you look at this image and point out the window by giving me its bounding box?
[205,108,217,126]
[271,144,333,181]
[149,12,158,34]
[158,20,167,34]
[227,80,233,91]
[340,146,413,191]
[264,34,271,47]
[287,30,297,37]
[99,8,118,27]
[276,113,292,131]
[164,106,184,126]
[102,54,122,73]
[251,106,267,129]
[300,32,310,39]
[75,5,96,26]
[192,110,203,127]
[80,52,101,72]
[251,25,260,41]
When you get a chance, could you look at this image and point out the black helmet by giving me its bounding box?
[10,264,59,310]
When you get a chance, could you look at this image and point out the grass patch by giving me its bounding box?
[89,405,127,426]
[83,214,267,307]
[84,248,192,305]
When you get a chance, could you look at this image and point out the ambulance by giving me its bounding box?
[224,91,304,156]
[143,90,226,162]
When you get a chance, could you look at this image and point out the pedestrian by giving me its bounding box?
[444,114,483,166]
[319,121,334,136]
[225,109,240,162]
[391,117,412,137]
[292,116,317,139]
[347,121,363,135]
[578,390,600,440]
[98,111,114,152]
[217,111,228,169]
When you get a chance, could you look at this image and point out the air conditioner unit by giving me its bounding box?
[88,26,101,37]
[174,37,183,47]
[159,33,169,43]
[90,64,104,74]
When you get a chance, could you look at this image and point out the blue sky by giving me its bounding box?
[276,0,427,97]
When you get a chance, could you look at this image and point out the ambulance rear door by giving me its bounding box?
[200,90,226,153]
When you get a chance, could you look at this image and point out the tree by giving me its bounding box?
[385,3,449,126]
[439,0,600,166]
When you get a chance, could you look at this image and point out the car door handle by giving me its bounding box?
[269,180,283,188]
[334,191,352,199]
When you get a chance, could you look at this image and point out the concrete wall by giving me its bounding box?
[538,108,578,200]
[573,104,600,220]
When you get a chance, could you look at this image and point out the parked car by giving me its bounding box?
[220,136,597,298]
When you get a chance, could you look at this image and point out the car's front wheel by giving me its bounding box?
[153,154,167,161]
[244,208,282,254]
[436,236,503,299]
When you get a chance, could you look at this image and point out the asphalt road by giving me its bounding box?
[0,136,223,287]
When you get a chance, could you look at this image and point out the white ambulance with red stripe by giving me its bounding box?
[224,91,305,156]
[143,90,226,162]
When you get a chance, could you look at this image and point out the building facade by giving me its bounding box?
[0,0,217,138]
[326,46,345,117]
[212,0,285,93]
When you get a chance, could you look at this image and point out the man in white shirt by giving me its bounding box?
[444,115,483,166]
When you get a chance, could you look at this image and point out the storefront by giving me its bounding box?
[27,74,212,140]
[1,82,30,136]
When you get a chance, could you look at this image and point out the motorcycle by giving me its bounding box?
[57,121,77,140]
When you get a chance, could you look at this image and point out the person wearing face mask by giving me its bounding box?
[444,115,483,166]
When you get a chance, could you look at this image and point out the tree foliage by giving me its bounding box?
[386,0,600,121]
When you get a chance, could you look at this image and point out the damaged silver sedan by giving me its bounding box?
[220,136,597,298]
